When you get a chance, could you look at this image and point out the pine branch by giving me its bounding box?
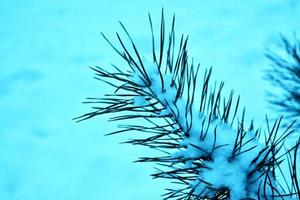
[76,11,299,200]
[265,35,300,129]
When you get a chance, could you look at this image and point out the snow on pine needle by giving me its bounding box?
[76,11,300,200]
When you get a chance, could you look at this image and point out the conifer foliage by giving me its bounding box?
[76,12,299,199]
[266,35,300,129]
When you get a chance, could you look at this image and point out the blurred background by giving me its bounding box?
[0,0,299,199]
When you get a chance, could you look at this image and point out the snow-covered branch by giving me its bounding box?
[76,11,299,199]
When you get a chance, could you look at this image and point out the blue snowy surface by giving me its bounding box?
[0,0,299,199]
